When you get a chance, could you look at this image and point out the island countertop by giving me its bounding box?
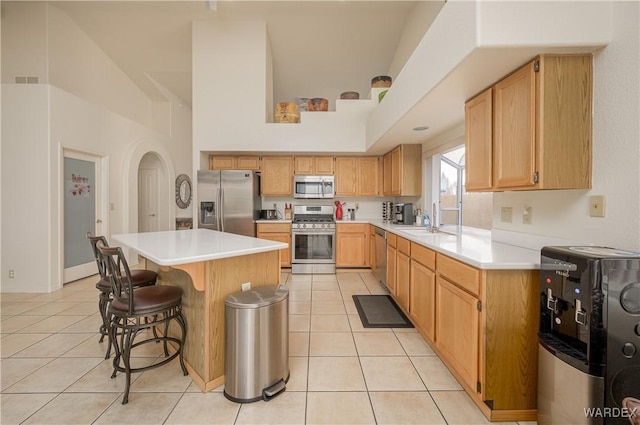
[112,228,288,266]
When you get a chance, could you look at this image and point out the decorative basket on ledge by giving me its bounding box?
[274,102,300,123]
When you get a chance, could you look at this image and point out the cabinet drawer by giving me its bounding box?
[257,223,291,233]
[387,232,397,248]
[437,254,480,296]
[336,223,369,234]
[411,243,435,270]
[397,237,410,256]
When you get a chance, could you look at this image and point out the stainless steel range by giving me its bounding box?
[291,205,336,274]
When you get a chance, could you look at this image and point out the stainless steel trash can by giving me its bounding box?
[224,284,289,403]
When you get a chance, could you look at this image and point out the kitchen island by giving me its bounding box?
[112,229,288,392]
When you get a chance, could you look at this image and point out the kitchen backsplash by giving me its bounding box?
[262,197,421,220]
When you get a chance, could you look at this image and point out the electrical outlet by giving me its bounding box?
[522,207,533,225]
[501,207,513,223]
[590,195,606,217]
[9,269,15,278]
[241,282,251,292]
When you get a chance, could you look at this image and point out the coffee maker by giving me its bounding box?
[394,203,414,225]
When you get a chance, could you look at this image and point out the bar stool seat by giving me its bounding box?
[110,285,182,315]
[98,243,187,405]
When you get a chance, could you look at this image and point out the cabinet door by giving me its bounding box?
[210,156,235,170]
[493,62,536,189]
[314,157,334,175]
[396,251,410,313]
[236,156,260,171]
[436,276,479,391]
[369,225,377,276]
[383,152,392,195]
[465,88,493,191]
[386,245,397,296]
[357,157,380,196]
[391,147,401,195]
[261,157,293,196]
[257,232,291,267]
[409,260,436,342]
[294,157,314,175]
[336,232,367,267]
[335,157,357,196]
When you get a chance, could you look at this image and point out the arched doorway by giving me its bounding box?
[122,139,176,241]
[138,152,166,232]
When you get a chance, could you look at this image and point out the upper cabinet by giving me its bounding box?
[210,155,261,171]
[382,144,422,196]
[294,156,334,175]
[261,156,293,196]
[335,157,381,197]
[465,54,593,192]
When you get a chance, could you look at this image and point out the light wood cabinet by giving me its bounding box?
[395,237,410,313]
[369,225,377,277]
[465,54,592,191]
[256,223,292,267]
[209,156,260,171]
[261,156,293,196]
[409,243,436,343]
[382,144,422,196]
[335,157,381,197]
[294,156,334,175]
[435,252,538,421]
[335,157,358,196]
[464,88,493,191]
[358,157,380,196]
[386,233,397,296]
[435,275,480,391]
[336,223,369,267]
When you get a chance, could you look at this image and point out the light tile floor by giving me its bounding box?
[1,271,538,425]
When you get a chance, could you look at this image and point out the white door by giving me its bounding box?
[138,168,158,232]
[63,151,103,283]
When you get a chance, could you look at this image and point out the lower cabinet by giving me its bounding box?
[386,233,397,296]
[395,237,410,313]
[256,223,291,267]
[336,223,369,267]
[369,225,377,278]
[409,244,436,343]
[435,275,480,392]
[385,232,538,422]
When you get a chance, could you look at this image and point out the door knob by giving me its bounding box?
[149,213,156,217]
[96,219,102,224]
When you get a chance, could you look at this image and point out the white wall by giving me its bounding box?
[192,19,373,155]
[492,1,640,252]
[1,4,192,292]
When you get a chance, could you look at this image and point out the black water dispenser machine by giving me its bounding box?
[538,246,640,425]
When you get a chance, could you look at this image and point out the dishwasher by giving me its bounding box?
[374,227,387,287]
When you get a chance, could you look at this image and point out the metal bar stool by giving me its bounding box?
[97,243,188,405]
[87,233,157,359]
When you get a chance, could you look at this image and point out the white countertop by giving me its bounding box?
[368,220,541,270]
[112,229,288,266]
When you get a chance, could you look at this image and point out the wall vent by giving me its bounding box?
[15,76,39,84]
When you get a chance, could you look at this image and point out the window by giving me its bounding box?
[440,147,464,226]
[435,145,492,230]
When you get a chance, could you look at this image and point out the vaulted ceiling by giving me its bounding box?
[53,1,441,110]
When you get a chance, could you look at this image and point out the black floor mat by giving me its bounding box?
[352,295,414,328]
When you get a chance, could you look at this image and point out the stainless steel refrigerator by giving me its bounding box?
[197,170,261,237]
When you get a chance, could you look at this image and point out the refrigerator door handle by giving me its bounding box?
[216,188,222,231]
[220,188,225,232]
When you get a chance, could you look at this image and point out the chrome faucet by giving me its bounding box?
[427,203,439,233]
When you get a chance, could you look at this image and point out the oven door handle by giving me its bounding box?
[292,230,336,236]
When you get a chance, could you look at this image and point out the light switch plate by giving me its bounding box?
[523,207,533,225]
[589,195,606,217]
[501,207,513,223]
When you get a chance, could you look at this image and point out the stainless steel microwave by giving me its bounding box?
[293,175,335,199]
